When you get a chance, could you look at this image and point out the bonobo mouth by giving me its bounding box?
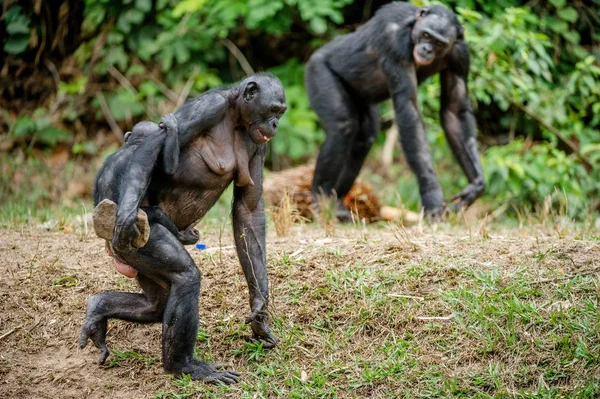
[249,126,274,144]
[413,48,434,66]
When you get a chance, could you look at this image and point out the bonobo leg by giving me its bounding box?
[334,105,380,199]
[79,273,168,364]
[305,55,360,220]
[111,223,239,384]
[142,206,199,245]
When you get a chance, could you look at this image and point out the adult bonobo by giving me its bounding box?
[80,73,287,384]
[305,3,485,220]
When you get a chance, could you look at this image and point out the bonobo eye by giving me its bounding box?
[270,105,286,119]
[422,32,430,39]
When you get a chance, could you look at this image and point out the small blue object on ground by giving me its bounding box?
[195,243,207,250]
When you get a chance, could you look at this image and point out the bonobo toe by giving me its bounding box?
[424,206,447,223]
[250,320,279,349]
[180,360,241,384]
[79,317,110,364]
[334,201,353,223]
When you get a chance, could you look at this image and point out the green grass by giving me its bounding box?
[150,238,600,398]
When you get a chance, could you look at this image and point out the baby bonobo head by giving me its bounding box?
[238,73,287,145]
[411,5,463,67]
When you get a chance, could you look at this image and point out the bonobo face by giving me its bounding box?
[239,74,287,145]
[411,6,461,67]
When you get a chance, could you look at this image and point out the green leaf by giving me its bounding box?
[546,17,569,34]
[4,36,30,54]
[5,6,30,34]
[563,31,580,44]
[173,0,209,18]
[557,7,578,23]
[72,141,98,155]
[135,0,152,13]
[549,0,566,7]
[36,126,70,146]
[309,16,327,35]
[13,117,36,138]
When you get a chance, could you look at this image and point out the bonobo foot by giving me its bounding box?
[451,180,486,210]
[334,200,353,223]
[79,315,110,365]
[177,226,200,245]
[245,300,278,348]
[313,197,354,223]
[424,206,447,223]
[176,360,241,384]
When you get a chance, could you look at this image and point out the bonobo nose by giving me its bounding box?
[271,120,278,129]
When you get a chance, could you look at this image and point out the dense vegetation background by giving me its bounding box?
[1,0,599,221]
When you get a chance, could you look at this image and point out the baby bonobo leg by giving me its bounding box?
[143,206,200,245]
[113,223,240,384]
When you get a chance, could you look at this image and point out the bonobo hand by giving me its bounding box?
[451,179,485,211]
[112,217,140,252]
[245,298,278,349]
[177,226,200,245]
[159,113,177,130]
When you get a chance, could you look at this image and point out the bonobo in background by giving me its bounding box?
[305,3,485,221]
[80,73,287,384]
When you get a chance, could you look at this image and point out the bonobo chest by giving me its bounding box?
[174,120,256,189]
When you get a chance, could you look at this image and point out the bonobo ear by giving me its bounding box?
[417,8,429,19]
[243,81,259,103]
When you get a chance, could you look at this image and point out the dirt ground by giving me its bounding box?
[0,221,599,398]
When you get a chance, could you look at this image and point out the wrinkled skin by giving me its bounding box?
[305,3,485,220]
[80,73,286,384]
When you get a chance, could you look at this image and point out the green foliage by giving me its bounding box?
[483,139,597,217]
[415,2,600,219]
[269,60,323,163]
[3,6,31,55]
[1,0,599,219]
[11,111,70,147]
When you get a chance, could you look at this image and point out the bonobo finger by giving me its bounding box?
[98,347,109,365]
[79,333,88,349]
[212,362,232,370]
[244,308,261,324]
[207,371,240,385]
[256,331,278,349]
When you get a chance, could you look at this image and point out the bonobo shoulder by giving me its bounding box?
[126,121,163,145]
[374,2,418,22]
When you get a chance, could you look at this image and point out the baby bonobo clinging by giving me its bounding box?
[93,113,200,252]
[80,73,286,385]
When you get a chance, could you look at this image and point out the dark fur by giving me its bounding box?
[93,115,199,245]
[81,74,286,384]
[305,3,485,219]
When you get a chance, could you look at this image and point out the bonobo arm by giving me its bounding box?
[113,129,165,251]
[440,50,485,209]
[382,59,445,217]
[174,93,229,147]
[232,146,277,348]
[159,113,179,175]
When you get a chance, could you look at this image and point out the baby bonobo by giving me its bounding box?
[93,113,200,251]
[80,73,286,385]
